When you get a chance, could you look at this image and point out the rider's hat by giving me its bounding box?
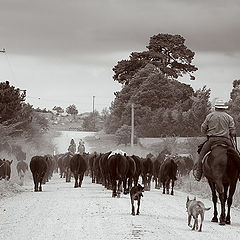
[214,99,228,109]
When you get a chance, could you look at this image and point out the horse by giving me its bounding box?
[202,145,240,225]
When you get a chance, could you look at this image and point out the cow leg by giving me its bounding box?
[33,173,38,192]
[128,177,133,194]
[117,180,122,198]
[162,181,166,194]
[79,173,84,187]
[171,179,175,195]
[39,172,45,192]
[166,179,170,194]
[123,178,128,194]
[136,198,141,215]
[74,173,78,188]
[112,179,117,197]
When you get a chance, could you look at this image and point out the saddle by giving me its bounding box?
[201,143,229,164]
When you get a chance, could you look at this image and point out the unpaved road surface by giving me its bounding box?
[1,174,240,240]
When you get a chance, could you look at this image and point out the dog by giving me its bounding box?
[186,196,210,232]
[130,184,144,215]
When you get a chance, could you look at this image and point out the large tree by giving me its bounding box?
[113,33,198,85]
[66,104,78,116]
[0,81,26,124]
[105,33,208,137]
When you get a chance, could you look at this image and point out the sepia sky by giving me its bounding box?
[0,0,239,113]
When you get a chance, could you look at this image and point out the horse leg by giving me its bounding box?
[216,181,226,225]
[208,180,218,222]
[226,182,237,224]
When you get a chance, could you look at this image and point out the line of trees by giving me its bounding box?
[104,33,240,142]
[104,33,212,139]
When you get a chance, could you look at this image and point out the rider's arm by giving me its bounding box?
[201,115,209,134]
[229,116,236,138]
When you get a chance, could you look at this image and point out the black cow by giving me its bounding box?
[159,157,178,195]
[123,156,136,194]
[30,156,48,192]
[62,152,74,182]
[108,153,128,198]
[131,155,142,186]
[0,158,13,180]
[99,151,112,189]
[141,157,153,191]
[153,149,171,189]
[88,152,98,183]
[93,153,102,184]
[70,154,88,188]
[43,155,55,183]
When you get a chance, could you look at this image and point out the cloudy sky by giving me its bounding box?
[0,0,239,113]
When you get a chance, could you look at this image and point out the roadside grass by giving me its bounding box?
[176,175,240,208]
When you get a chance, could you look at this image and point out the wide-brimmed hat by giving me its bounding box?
[214,99,228,109]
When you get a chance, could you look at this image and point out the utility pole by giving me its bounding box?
[92,96,95,131]
[92,96,95,113]
[131,103,134,148]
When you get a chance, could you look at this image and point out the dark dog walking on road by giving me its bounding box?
[130,184,144,216]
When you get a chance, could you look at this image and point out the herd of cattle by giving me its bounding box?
[1,148,194,197]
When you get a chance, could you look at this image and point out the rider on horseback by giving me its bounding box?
[194,99,240,181]
[68,139,76,154]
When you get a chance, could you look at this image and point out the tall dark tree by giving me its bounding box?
[0,81,26,124]
[66,104,78,116]
[113,34,198,85]
[228,79,240,135]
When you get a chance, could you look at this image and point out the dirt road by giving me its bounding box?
[1,174,240,240]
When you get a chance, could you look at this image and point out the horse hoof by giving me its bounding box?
[219,221,225,226]
[211,217,218,223]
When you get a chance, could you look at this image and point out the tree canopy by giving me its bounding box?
[66,104,78,115]
[113,34,198,85]
[0,81,26,124]
[105,33,212,138]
